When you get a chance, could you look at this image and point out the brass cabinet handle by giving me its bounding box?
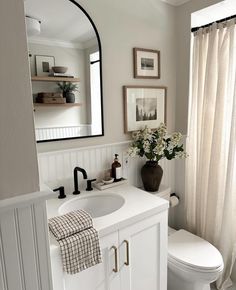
[111,246,118,273]
[124,240,130,266]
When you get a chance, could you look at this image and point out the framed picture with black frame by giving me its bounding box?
[123,85,166,133]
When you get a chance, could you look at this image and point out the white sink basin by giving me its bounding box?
[58,194,125,218]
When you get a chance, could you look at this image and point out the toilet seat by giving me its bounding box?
[168,255,223,275]
[168,230,223,273]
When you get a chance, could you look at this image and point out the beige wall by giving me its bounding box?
[37,0,177,152]
[0,0,39,199]
[175,0,223,134]
[0,0,223,200]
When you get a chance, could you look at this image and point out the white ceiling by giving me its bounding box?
[192,0,236,27]
[24,0,96,45]
[161,0,192,6]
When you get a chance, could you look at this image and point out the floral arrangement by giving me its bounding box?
[128,123,187,162]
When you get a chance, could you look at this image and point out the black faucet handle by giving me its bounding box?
[86,179,96,191]
[53,186,66,199]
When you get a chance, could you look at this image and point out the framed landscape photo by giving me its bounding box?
[123,86,166,133]
[35,55,55,76]
[133,48,160,79]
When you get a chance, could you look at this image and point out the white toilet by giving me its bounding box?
[152,186,224,290]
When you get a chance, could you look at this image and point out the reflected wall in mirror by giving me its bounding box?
[24,0,104,142]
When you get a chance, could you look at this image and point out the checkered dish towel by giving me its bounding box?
[48,210,102,274]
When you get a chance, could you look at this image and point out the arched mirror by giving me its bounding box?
[24,0,104,142]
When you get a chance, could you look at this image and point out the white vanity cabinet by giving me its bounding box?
[54,210,168,290]
[119,211,168,290]
[53,231,120,290]
[48,185,169,290]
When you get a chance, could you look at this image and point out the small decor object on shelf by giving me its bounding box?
[102,177,114,184]
[124,86,166,133]
[128,124,187,192]
[94,178,128,191]
[35,92,65,104]
[35,55,55,76]
[133,48,160,79]
[57,81,79,103]
[50,66,74,78]
[52,66,68,74]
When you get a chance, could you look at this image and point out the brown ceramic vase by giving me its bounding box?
[141,161,163,192]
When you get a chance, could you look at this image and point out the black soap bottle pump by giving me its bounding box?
[111,154,122,182]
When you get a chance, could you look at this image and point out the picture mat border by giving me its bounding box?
[123,85,167,133]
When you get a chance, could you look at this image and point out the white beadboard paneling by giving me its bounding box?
[35,125,92,141]
[33,203,53,290]
[0,209,24,290]
[0,221,8,290]
[0,192,53,290]
[38,141,176,192]
[17,207,40,290]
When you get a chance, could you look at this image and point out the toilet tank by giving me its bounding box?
[144,185,176,235]
[145,185,176,235]
[150,185,171,200]
[148,186,176,236]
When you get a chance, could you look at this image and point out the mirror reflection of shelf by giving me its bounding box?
[34,103,82,108]
[31,76,80,82]
[27,0,103,142]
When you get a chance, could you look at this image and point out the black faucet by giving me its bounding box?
[86,179,96,191]
[53,186,66,199]
[73,167,88,195]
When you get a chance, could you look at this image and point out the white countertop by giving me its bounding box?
[47,184,169,242]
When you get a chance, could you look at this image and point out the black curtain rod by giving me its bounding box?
[191,14,236,33]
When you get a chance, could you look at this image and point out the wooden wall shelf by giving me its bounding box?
[31,76,80,82]
[34,103,81,107]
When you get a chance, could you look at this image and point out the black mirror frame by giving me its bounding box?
[37,0,104,143]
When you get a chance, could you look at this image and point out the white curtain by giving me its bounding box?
[185,20,236,290]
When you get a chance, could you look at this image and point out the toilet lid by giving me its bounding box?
[168,230,223,271]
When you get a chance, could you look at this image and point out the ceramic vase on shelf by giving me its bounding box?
[141,161,163,192]
[65,92,75,103]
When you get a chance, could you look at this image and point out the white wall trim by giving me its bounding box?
[28,36,98,50]
[37,137,187,157]
[28,36,83,49]
[0,189,53,212]
[38,140,131,156]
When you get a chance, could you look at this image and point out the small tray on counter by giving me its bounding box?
[94,178,128,190]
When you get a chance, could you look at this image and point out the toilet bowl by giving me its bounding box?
[151,186,224,290]
[168,229,223,290]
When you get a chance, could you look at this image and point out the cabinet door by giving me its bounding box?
[119,211,168,290]
[63,231,120,290]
